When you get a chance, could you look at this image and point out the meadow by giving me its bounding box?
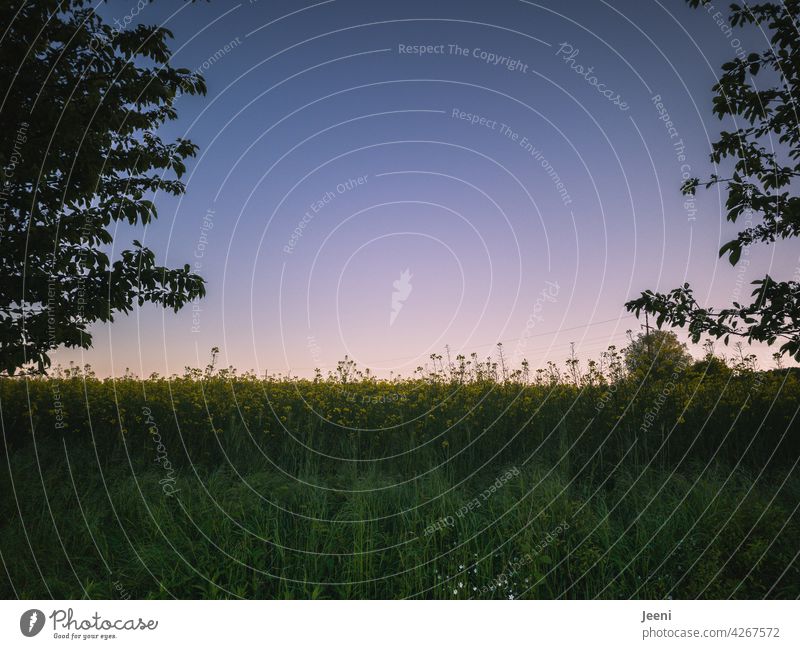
[1,343,799,599]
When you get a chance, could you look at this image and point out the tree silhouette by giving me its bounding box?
[0,0,207,374]
[626,0,800,361]
[624,330,693,379]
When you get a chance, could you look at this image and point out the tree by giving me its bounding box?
[0,0,207,374]
[626,0,800,361]
[624,330,693,379]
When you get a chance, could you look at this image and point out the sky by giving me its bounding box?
[56,0,800,377]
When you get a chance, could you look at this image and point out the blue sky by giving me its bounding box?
[60,0,799,376]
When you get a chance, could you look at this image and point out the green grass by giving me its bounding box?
[1,358,799,598]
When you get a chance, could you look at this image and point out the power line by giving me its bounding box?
[280,315,637,371]
[471,315,635,348]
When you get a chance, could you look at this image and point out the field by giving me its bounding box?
[1,348,799,599]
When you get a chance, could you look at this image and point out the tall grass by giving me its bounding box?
[1,348,798,598]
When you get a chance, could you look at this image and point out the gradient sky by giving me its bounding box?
[55,0,800,377]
